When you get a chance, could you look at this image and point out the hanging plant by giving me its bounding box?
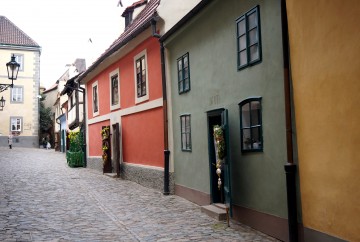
[213,125,226,190]
[101,127,110,139]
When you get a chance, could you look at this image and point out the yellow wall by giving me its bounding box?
[286,0,360,241]
[0,49,39,137]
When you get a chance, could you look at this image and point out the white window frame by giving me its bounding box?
[109,68,120,111]
[11,86,24,103]
[133,49,149,104]
[12,53,24,71]
[10,117,22,132]
[92,81,99,117]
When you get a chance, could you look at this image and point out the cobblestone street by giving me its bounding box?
[0,147,279,241]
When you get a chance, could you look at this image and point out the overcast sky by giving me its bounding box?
[1,0,137,89]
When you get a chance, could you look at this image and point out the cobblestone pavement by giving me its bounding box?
[0,147,280,242]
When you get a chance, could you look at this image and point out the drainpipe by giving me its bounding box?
[78,84,87,168]
[152,19,170,195]
[281,0,298,241]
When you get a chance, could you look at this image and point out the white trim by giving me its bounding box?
[109,68,120,111]
[124,162,164,171]
[92,81,99,117]
[133,49,149,104]
[88,98,163,125]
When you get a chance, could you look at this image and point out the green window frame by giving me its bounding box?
[111,73,119,106]
[239,97,262,152]
[92,84,98,113]
[136,55,147,98]
[180,114,192,151]
[236,6,262,70]
[177,53,190,94]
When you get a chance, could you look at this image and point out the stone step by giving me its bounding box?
[201,204,227,221]
[104,173,118,178]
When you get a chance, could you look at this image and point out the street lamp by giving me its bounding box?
[0,54,20,93]
[0,96,5,111]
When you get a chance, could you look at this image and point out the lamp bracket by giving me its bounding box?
[0,84,13,93]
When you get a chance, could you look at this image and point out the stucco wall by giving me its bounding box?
[165,0,288,218]
[286,1,360,241]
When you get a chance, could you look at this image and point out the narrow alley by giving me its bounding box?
[0,147,279,241]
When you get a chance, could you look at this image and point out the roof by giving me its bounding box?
[43,82,58,94]
[78,0,160,83]
[0,16,40,48]
[121,0,147,17]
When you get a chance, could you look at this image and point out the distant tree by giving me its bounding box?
[39,94,53,132]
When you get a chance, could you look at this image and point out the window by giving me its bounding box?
[13,54,24,71]
[10,117,22,132]
[239,97,262,152]
[236,6,261,70]
[177,53,190,94]
[180,114,192,151]
[134,50,149,104]
[92,81,99,116]
[110,69,120,110]
[11,86,23,103]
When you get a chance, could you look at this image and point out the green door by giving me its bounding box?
[221,109,232,215]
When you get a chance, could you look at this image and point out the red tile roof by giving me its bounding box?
[79,0,160,82]
[0,16,40,47]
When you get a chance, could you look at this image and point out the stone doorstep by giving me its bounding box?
[104,173,118,178]
[201,203,227,221]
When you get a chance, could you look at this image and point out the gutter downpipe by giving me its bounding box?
[281,0,298,241]
[152,19,170,195]
[78,85,87,168]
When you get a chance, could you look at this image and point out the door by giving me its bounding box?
[207,108,232,213]
[221,109,232,214]
[112,123,120,177]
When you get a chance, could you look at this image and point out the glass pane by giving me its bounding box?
[237,19,245,35]
[136,60,140,69]
[250,45,259,62]
[186,134,191,149]
[239,35,246,50]
[181,117,185,132]
[142,71,146,82]
[179,81,183,92]
[182,133,185,149]
[239,50,247,66]
[250,101,261,126]
[241,103,250,128]
[252,127,261,148]
[178,60,182,70]
[248,11,257,29]
[185,116,190,132]
[141,57,145,70]
[242,129,251,150]
[184,79,189,91]
[183,56,188,68]
[249,28,258,45]
[184,67,189,79]
[178,70,183,81]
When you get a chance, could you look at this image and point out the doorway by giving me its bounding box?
[207,108,232,212]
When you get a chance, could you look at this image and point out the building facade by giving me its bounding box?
[0,16,41,148]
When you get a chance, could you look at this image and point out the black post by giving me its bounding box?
[285,163,298,242]
[164,150,170,195]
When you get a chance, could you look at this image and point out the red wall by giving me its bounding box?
[122,107,164,167]
[86,36,162,119]
[88,120,110,156]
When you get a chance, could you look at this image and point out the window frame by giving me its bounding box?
[10,116,23,132]
[10,86,24,103]
[12,53,24,72]
[239,97,263,152]
[236,5,262,70]
[92,81,99,117]
[109,68,120,110]
[180,114,192,152]
[177,52,191,94]
[134,49,149,104]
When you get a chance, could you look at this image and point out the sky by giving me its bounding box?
[1,0,137,89]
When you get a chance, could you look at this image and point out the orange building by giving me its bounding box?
[286,0,360,241]
[79,0,167,192]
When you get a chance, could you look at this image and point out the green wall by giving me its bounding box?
[165,0,288,218]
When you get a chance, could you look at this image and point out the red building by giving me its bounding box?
[78,0,167,191]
